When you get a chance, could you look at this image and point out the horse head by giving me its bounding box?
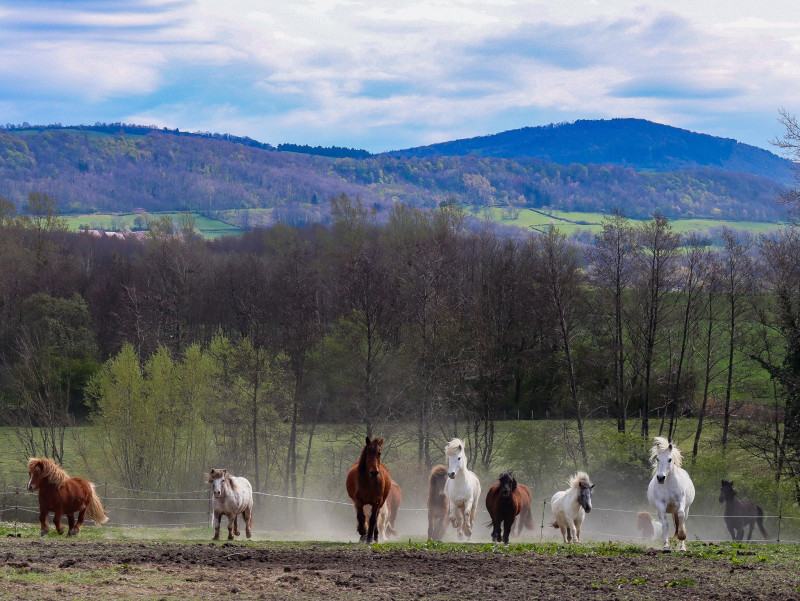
[208,468,230,498]
[719,479,735,503]
[26,458,43,492]
[572,472,594,512]
[498,472,517,497]
[651,436,681,485]
[445,438,466,480]
[362,436,384,478]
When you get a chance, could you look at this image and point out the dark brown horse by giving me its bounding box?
[346,437,392,543]
[485,472,524,544]
[427,464,449,541]
[513,482,535,536]
[719,480,768,542]
[27,457,108,536]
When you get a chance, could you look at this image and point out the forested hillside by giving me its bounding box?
[386,118,794,184]
[0,122,789,222]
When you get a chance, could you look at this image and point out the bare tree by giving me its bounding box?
[631,213,681,438]
[587,209,636,432]
[719,227,755,449]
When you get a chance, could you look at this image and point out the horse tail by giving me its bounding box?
[756,505,769,540]
[86,485,109,524]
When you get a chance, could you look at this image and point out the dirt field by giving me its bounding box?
[1,537,798,601]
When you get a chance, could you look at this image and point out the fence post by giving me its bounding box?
[776,512,782,544]
[539,500,546,542]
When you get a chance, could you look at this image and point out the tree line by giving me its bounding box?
[0,191,798,499]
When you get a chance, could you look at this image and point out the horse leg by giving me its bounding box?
[243,507,253,539]
[355,503,367,542]
[212,511,222,540]
[232,514,240,536]
[725,518,737,541]
[746,519,755,542]
[674,508,688,552]
[502,517,513,544]
[462,500,475,537]
[366,504,379,544]
[52,510,65,535]
[449,503,462,531]
[658,511,670,551]
[227,514,236,540]
[73,507,87,535]
[36,508,49,536]
[66,512,77,537]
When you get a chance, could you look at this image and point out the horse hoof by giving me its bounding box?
[40,531,47,537]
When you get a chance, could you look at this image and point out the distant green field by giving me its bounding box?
[486,207,786,238]
[63,212,243,239]
[62,207,787,241]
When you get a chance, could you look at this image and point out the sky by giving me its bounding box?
[1,0,800,154]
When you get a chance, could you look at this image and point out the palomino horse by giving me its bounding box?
[485,471,525,544]
[719,480,769,542]
[551,471,594,543]
[207,468,254,540]
[427,464,449,541]
[27,457,108,536]
[443,438,481,539]
[378,480,403,540]
[346,436,392,543]
[647,436,695,551]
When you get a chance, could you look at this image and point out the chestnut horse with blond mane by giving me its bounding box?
[27,457,108,536]
[346,436,392,543]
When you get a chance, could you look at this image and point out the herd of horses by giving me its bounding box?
[25,436,772,550]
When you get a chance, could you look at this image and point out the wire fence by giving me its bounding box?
[1,483,797,544]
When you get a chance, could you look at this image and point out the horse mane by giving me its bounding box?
[445,438,464,458]
[568,471,592,489]
[649,436,683,468]
[28,457,70,488]
[207,468,237,490]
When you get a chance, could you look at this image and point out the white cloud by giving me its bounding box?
[1,0,799,150]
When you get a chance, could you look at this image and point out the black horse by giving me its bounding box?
[485,472,523,544]
[719,480,769,542]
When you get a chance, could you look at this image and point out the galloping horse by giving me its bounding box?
[647,436,695,551]
[719,480,769,542]
[443,438,481,539]
[485,472,524,544]
[346,436,392,543]
[551,471,594,543]
[207,468,254,540]
[427,464,449,541]
[27,457,108,536]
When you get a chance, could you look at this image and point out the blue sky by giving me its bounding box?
[1,0,799,153]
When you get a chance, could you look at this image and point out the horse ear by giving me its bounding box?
[457,444,462,451]
[378,438,384,447]
[365,436,371,445]
[668,443,673,451]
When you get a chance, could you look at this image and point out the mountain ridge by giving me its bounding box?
[385,118,794,185]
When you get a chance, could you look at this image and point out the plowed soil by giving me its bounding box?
[1,537,798,600]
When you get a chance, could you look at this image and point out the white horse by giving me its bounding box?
[647,436,695,551]
[443,438,481,539]
[207,468,254,541]
[550,471,594,543]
